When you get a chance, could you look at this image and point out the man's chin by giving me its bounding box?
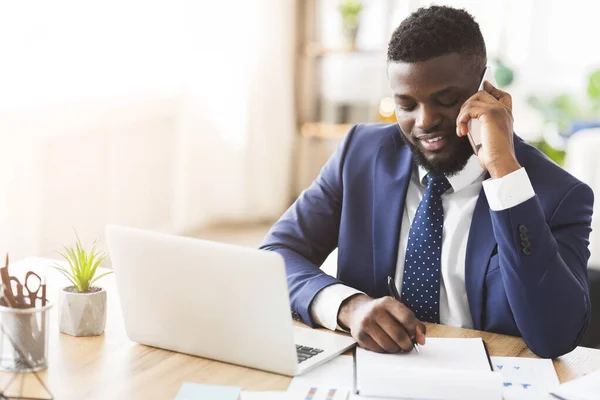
[409,138,473,177]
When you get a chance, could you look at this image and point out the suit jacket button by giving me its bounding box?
[519,232,528,241]
[521,239,531,248]
[518,224,527,233]
[522,247,532,256]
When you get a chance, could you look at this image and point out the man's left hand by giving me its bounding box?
[456,81,521,179]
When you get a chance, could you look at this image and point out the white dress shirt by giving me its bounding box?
[310,155,535,331]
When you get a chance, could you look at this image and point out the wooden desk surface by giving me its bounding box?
[3,257,600,399]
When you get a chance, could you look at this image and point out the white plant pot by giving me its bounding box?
[59,287,107,337]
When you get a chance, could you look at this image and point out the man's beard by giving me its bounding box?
[400,132,473,177]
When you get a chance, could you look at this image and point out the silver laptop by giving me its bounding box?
[105,224,356,376]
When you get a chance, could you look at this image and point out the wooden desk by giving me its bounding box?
[3,258,600,399]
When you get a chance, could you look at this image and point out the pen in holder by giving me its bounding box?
[0,301,52,372]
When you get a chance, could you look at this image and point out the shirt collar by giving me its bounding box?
[417,155,485,193]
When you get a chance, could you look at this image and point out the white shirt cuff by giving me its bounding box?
[482,167,535,211]
[310,284,364,331]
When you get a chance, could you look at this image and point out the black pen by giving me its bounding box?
[387,276,421,354]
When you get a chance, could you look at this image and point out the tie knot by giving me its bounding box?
[425,173,451,194]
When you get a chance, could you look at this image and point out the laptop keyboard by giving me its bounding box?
[296,345,324,363]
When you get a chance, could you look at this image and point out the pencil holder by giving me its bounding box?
[0,303,52,372]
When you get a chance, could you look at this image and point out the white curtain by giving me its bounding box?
[174,0,296,231]
[0,0,296,259]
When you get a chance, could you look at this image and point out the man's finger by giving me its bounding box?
[377,312,414,351]
[415,322,427,345]
[456,102,488,135]
[383,297,419,338]
[463,90,498,106]
[483,81,512,109]
[355,329,386,353]
[365,323,402,353]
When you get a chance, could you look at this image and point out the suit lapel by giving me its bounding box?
[371,144,413,298]
[465,183,496,330]
[465,135,526,329]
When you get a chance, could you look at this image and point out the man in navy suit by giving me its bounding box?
[261,6,593,358]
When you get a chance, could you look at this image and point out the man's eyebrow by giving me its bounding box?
[394,86,461,100]
[432,86,461,96]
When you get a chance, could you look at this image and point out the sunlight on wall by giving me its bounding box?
[0,0,296,258]
[181,1,263,149]
[0,0,186,112]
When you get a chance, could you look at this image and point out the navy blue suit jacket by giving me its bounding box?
[260,123,593,358]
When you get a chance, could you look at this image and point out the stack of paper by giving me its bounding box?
[355,338,502,400]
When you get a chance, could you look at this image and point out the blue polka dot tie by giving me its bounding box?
[400,173,451,323]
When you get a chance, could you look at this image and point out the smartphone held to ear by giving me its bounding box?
[467,66,497,154]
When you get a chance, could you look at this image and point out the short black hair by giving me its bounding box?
[387,5,486,72]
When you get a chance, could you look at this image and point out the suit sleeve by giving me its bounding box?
[488,179,594,358]
[259,125,359,327]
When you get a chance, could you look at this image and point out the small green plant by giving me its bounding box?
[54,231,112,293]
[338,0,363,31]
[525,68,600,165]
[588,68,600,111]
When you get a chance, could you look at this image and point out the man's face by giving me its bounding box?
[388,53,482,176]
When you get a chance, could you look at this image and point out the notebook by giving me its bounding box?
[355,337,502,400]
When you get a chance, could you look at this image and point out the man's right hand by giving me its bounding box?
[337,294,426,353]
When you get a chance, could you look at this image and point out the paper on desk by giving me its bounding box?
[243,388,350,400]
[491,356,559,400]
[550,369,600,400]
[287,356,354,399]
[356,338,502,400]
[357,338,492,372]
[286,354,417,400]
[240,391,293,400]
[174,382,241,400]
[287,355,354,393]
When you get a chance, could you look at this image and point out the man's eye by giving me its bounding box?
[437,98,459,107]
[397,103,416,112]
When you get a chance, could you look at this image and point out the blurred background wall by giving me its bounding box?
[0,0,296,258]
[1,0,600,267]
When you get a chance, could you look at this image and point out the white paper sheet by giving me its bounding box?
[240,392,292,400]
[287,355,355,393]
[491,356,559,400]
[242,389,350,400]
[355,338,502,400]
[550,369,600,400]
[287,356,382,399]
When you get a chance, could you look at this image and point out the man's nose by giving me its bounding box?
[415,105,442,131]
